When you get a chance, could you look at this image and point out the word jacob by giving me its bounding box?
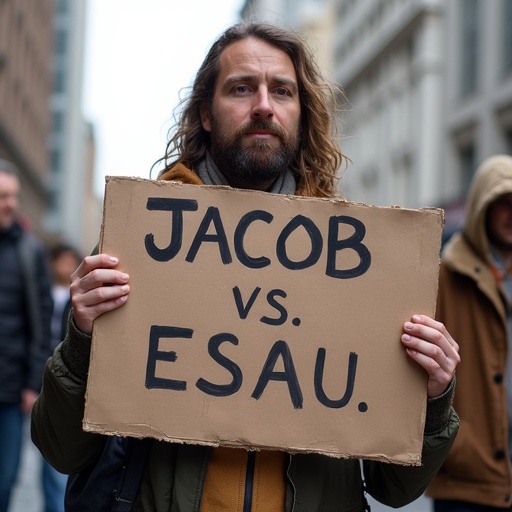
[143,197,372,279]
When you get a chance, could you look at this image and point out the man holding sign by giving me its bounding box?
[32,22,460,512]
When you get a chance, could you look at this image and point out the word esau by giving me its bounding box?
[145,325,362,411]
[144,197,372,279]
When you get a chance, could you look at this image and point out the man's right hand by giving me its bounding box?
[70,253,130,334]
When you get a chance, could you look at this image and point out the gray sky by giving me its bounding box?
[83,0,245,195]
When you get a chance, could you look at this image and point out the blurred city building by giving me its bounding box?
[0,0,100,253]
[242,0,512,237]
[46,0,101,254]
[0,0,56,237]
[241,0,336,80]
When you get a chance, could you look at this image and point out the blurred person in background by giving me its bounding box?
[36,243,82,512]
[427,154,512,511]
[0,159,53,512]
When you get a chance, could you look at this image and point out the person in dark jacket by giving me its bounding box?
[32,22,460,511]
[0,159,53,512]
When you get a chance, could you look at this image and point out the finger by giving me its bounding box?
[74,282,130,309]
[74,268,129,294]
[72,284,130,334]
[71,254,121,281]
[408,314,459,352]
[404,346,454,398]
[401,327,460,370]
[403,317,460,361]
[401,316,460,398]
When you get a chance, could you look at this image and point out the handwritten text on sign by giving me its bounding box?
[144,197,370,410]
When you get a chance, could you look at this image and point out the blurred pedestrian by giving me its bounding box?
[0,159,53,512]
[37,243,81,512]
[427,154,512,510]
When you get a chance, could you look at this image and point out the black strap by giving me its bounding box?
[112,438,152,512]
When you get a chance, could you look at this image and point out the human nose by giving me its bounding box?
[0,193,18,208]
[251,88,274,120]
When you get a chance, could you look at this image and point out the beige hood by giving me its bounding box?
[463,154,512,266]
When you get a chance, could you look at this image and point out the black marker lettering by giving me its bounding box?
[234,210,273,268]
[196,333,242,397]
[326,216,371,279]
[144,198,198,262]
[314,349,358,408]
[252,340,303,409]
[276,215,323,270]
[232,286,261,319]
[145,325,193,390]
[260,289,288,326]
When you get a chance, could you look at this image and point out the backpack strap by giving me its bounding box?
[112,438,152,512]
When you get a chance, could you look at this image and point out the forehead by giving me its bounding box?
[491,192,512,205]
[216,37,297,83]
[0,171,19,188]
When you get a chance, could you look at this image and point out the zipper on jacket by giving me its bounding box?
[286,453,296,512]
[243,451,256,512]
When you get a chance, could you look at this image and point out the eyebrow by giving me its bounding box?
[222,74,299,94]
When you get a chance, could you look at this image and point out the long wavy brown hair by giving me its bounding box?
[154,22,347,198]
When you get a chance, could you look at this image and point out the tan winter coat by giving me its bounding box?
[427,154,512,508]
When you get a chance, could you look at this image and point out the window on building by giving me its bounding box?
[460,0,479,97]
[55,29,67,56]
[50,149,61,174]
[53,67,65,94]
[504,0,512,75]
[506,129,512,155]
[53,111,62,133]
[459,145,476,196]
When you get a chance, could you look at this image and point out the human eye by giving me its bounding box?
[233,84,250,94]
[274,86,290,96]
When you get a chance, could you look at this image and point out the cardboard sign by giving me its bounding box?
[84,177,443,466]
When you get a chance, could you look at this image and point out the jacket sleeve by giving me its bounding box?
[31,314,106,474]
[362,380,459,507]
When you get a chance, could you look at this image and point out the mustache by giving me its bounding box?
[236,120,287,139]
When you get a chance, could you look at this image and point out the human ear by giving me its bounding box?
[200,102,212,132]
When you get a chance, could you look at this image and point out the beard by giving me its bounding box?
[209,118,300,185]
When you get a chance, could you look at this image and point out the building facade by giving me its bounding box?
[241,0,336,81]
[47,0,101,254]
[0,0,56,235]
[334,0,512,235]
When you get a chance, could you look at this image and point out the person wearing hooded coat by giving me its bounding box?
[427,154,512,510]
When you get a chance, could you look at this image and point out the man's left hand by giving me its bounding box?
[401,315,460,398]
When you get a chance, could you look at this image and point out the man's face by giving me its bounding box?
[0,172,20,231]
[487,193,512,253]
[201,37,301,190]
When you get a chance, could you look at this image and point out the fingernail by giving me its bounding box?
[405,322,413,331]
[402,334,411,342]
[109,256,118,263]
[121,273,129,280]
